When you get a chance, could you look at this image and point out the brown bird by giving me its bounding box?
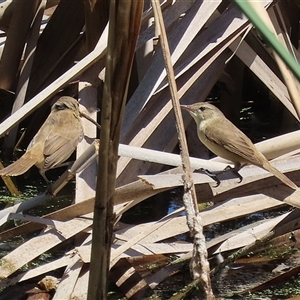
[181,102,297,190]
[0,96,83,184]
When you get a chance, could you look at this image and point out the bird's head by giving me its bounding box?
[52,96,79,114]
[180,102,223,123]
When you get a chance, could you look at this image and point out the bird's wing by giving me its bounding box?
[43,114,83,169]
[204,118,263,166]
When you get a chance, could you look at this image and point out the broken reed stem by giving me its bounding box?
[87,1,143,299]
[210,231,274,276]
[170,231,274,299]
[151,0,214,298]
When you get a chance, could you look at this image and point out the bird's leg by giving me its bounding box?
[49,161,73,170]
[196,168,221,187]
[196,164,243,187]
[224,165,243,183]
[40,171,52,189]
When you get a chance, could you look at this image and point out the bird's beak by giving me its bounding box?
[180,105,193,112]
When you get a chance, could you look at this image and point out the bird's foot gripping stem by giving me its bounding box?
[224,165,243,183]
[196,168,221,187]
[196,166,243,187]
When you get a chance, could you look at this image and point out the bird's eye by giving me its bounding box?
[55,103,68,110]
[199,106,205,112]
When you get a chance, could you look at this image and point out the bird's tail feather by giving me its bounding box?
[264,162,297,190]
[0,154,37,177]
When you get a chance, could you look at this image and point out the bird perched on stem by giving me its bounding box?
[181,102,297,190]
[0,96,83,184]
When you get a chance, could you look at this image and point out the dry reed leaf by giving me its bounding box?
[0,216,92,279]
[71,263,90,300]
[52,259,83,300]
[122,0,222,137]
[0,255,76,289]
[136,0,195,51]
